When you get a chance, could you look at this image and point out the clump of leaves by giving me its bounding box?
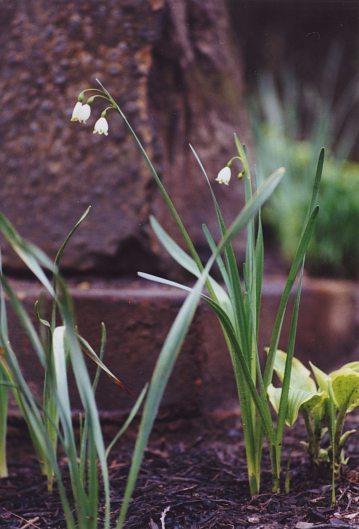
[250,65,359,278]
[268,350,359,504]
[72,79,324,502]
[0,210,147,529]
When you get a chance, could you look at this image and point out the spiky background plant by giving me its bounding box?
[250,62,358,278]
[70,81,322,505]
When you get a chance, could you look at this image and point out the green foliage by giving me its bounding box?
[268,350,359,504]
[0,211,147,528]
[96,81,322,503]
[250,71,359,278]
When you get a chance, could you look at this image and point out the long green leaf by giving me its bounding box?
[117,165,284,527]
[150,216,230,312]
[0,274,46,366]
[106,384,148,459]
[55,276,111,529]
[51,206,91,329]
[0,212,55,295]
[263,206,319,387]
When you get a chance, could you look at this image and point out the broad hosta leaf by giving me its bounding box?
[330,368,359,413]
[268,384,319,426]
[301,391,327,422]
[270,349,316,393]
[309,361,329,392]
[342,361,359,373]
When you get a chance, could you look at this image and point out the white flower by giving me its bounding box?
[70,102,91,123]
[215,166,231,185]
[93,116,109,136]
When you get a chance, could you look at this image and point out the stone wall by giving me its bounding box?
[0,0,247,276]
[1,1,357,416]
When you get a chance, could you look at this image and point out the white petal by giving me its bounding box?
[93,117,109,135]
[216,166,231,185]
[79,104,91,123]
[71,101,83,122]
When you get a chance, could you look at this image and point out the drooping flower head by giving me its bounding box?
[215,166,231,185]
[71,81,113,134]
[70,101,91,123]
[93,116,109,136]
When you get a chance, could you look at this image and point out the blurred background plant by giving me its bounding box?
[250,48,359,278]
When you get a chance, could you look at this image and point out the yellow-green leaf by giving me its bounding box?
[310,361,329,392]
[268,384,318,427]
[269,349,316,393]
[341,361,359,373]
[301,391,327,422]
[330,368,359,413]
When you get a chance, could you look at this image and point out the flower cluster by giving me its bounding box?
[71,86,112,136]
[72,82,242,186]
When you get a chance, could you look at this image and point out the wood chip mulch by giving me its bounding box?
[0,412,358,529]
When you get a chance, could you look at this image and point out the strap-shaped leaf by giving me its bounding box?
[78,334,129,393]
[0,274,47,367]
[150,216,233,315]
[117,162,284,528]
[0,212,55,296]
[264,205,319,388]
[138,272,236,326]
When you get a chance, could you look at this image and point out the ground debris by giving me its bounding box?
[1,415,358,528]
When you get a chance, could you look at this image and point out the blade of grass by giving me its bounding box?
[0,275,47,366]
[202,223,231,292]
[55,277,111,529]
[189,144,249,349]
[149,216,228,308]
[78,334,129,393]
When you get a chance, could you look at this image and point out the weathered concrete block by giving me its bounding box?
[7,277,358,417]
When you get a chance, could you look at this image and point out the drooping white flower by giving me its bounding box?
[71,102,91,123]
[71,101,83,122]
[78,103,91,123]
[215,166,231,185]
[93,116,109,136]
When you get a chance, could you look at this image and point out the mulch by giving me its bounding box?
[0,411,358,529]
